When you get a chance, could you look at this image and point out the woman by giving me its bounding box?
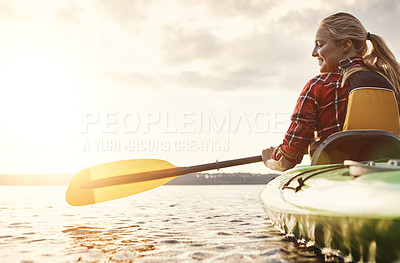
[262,12,400,171]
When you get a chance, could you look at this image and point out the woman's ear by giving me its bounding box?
[341,39,353,54]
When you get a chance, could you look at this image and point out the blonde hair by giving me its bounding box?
[321,12,400,102]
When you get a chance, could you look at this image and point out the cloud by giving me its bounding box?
[179,0,280,20]
[354,0,400,53]
[103,5,322,92]
[0,3,24,20]
[94,0,155,34]
[160,24,224,66]
[53,3,85,25]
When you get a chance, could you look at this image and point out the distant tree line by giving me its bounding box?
[166,172,279,185]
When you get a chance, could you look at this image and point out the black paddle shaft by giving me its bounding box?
[82,155,263,189]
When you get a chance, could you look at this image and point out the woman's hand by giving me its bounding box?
[262,147,275,165]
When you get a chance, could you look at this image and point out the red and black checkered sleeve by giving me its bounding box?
[277,76,322,164]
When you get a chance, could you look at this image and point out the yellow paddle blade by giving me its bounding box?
[66,159,177,206]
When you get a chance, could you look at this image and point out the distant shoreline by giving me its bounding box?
[165,172,278,185]
[0,172,279,185]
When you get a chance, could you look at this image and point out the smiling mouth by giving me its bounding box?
[318,58,323,66]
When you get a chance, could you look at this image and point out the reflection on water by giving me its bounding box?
[0,185,339,262]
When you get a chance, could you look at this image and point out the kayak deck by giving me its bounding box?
[259,163,400,262]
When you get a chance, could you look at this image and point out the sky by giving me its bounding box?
[0,0,399,174]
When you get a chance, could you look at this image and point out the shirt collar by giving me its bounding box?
[338,57,365,71]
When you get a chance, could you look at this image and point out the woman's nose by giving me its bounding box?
[312,47,318,57]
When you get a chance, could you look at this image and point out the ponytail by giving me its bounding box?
[364,33,400,101]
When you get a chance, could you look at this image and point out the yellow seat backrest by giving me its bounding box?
[343,87,400,135]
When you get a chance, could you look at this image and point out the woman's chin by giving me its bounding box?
[319,65,329,73]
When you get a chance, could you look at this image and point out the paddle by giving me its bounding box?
[66,155,262,206]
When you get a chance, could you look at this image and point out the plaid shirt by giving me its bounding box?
[275,57,366,164]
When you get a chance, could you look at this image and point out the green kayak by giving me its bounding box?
[259,130,400,262]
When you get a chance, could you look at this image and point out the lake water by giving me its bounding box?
[0,185,338,262]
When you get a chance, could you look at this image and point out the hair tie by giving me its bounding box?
[367,32,371,40]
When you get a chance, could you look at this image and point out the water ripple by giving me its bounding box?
[0,185,341,262]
